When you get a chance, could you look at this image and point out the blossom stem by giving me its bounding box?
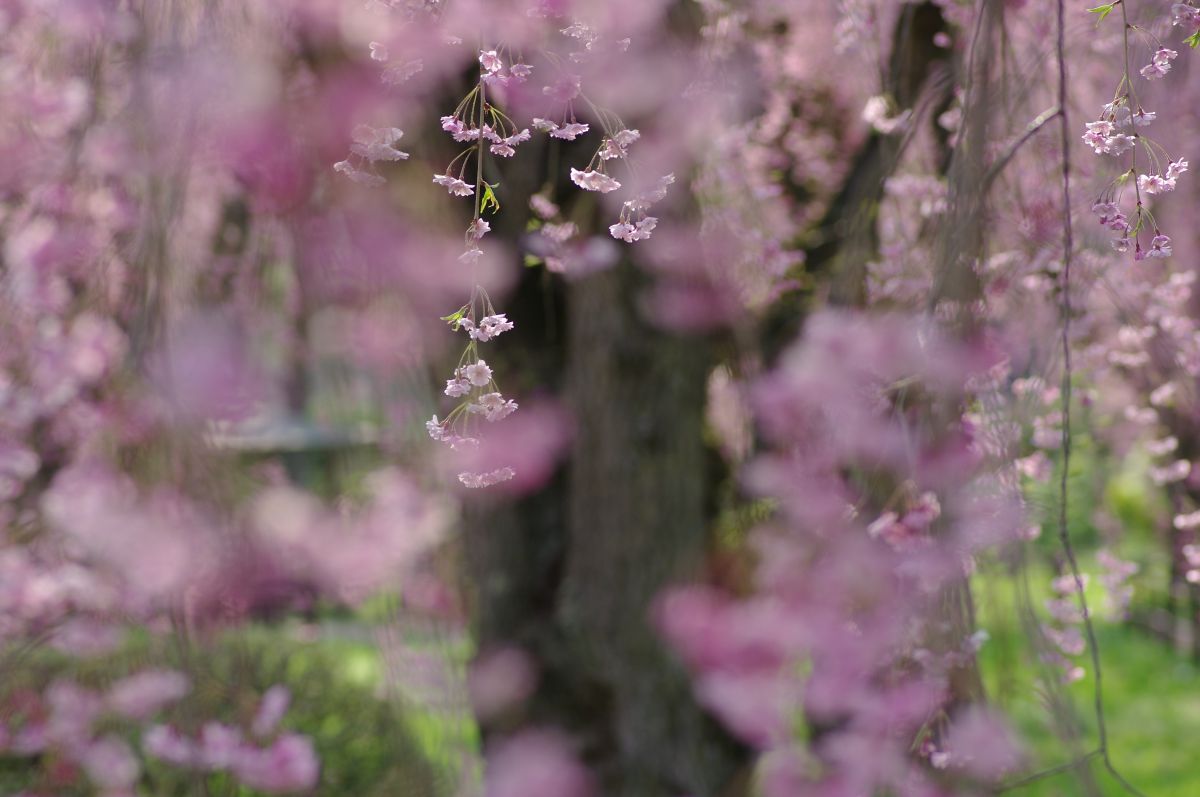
[474,64,487,221]
[1120,0,1144,220]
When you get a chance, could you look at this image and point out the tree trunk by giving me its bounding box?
[465,260,749,797]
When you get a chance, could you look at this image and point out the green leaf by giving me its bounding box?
[440,306,468,326]
[1187,30,1200,48]
[479,182,501,215]
[1086,3,1114,22]
[523,254,544,268]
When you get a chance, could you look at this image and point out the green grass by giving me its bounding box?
[0,622,473,797]
[976,558,1200,797]
[345,566,1200,797]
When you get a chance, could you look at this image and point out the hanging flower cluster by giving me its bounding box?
[435,52,533,194]
[1083,3,1196,259]
[332,19,688,489]
[609,172,674,243]
[427,288,519,488]
[1043,573,1088,684]
[1096,548,1139,620]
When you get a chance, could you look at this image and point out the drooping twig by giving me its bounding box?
[982,106,1062,191]
[998,749,1101,793]
[1053,2,1147,795]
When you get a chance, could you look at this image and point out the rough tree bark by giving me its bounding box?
[465,256,749,797]
[763,0,955,357]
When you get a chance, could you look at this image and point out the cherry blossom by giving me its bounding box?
[459,467,517,488]
[463,360,494,387]
[549,122,591,141]
[1138,173,1173,194]
[469,392,519,422]
[608,216,657,242]
[433,173,475,196]
[333,160,385,187]
[479,50,503,73]
[570,168,621,193]
[460,314,515,342]
[350,125,409,163]
[468,218,491,240]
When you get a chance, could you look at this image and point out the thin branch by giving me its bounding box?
[474,67,487,219]
[999,749,1102,792]
[1055,0,1098,767]
[1054,2,1147,796]
[982,106,1061,191]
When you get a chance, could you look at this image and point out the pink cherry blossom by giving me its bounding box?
[469,646,538,721]
[484,730,593,797]
[463,360,494,387]
[350,125,409,163]
[462,314,514,341]
[468,219,491,240]
[1148,436,1180,455]
[1149,233,1173,258]
[479,50,503,73]
[107,670,190,720]
[333,160,385,187]
[570,168,621,193]
[549,122,590,141]
[1138,173,1173,194]
[469,391,519,422]
[82,736,140,791]
[458,467,517,488]
[433,173,475,196]
[1174,3,1200,31]
[250,681,290,739]
[143,725,196,766]
[233,734,320,792]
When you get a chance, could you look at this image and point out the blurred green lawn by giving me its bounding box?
[976,559,1200,797]
[331,540,1199,797]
